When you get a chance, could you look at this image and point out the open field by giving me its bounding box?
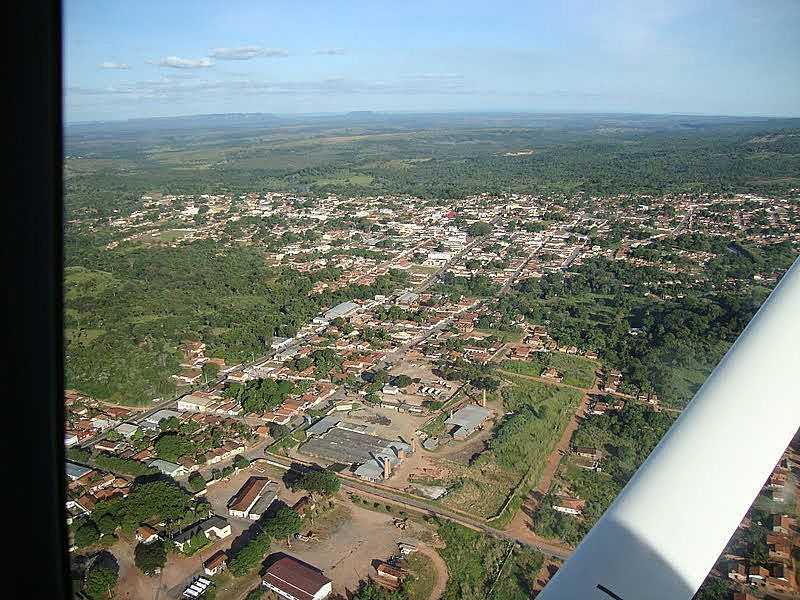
[437,520,543,600]
[501,352,598,388]
[411,377,582,520]
[402,551,442,600]
[268,500,429,597]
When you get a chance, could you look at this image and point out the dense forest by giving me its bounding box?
[64,231,408,403]
[501,242,797,406]
[65,113,800,219]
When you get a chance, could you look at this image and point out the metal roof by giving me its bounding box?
[323,300,359,321]
[65,461,91,480]
[305,414,342,437]
[444,404,492,429]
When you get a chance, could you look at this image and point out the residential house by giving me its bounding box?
[541,367,562,381]
[177,391,220,413]
[202,515,232,540]
[773,514,794,535]
[174,515,231,552]
[574,447,601,459]
[293,496,316,519]
[769,563,790,585]
[228,477,273,519]
[135,525,160,544]
[173,369,202,385]
[767,533,791,561]
[727,562,748,583]
[552,496,586,516]
[376,562,404,584]
[748,565,770,582]
[149,459,188,479]
[247,482,279,521]
[203,551,227,576]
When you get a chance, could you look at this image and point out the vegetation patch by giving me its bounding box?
[437,521,543,600]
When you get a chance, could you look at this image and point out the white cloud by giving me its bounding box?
[152,56,214,69]
[314,48,346,56]
[403,73,463,80]
[210,46,288,60]
[98,61,130,70]
[69,74,605,107]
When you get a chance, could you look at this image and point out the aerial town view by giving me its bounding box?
[60,3,800,600]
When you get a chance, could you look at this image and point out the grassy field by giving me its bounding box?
[501,352,597,388]
[64,267,120,301]
[499,359,543,378]
[313,173,374,186]
[402,552,439,600]
[436,459,521,519]
[424,376,581,520]
[485,377,582,510]
[437,521,543,600]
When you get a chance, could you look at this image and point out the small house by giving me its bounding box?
[203,551,227,576]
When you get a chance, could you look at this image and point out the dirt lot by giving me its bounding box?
[269,499,432,597]
[349,404,430,440]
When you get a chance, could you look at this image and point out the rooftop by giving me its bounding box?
[228,477,271,513]
[65,461,92,480]
[263,555,331,600]
[149,459,184,476]
[306,414,342,437]
[300,427,411,466]
[444,403,492,429]
[323,300,359,321]
[145,409,182,424]
[249,483,279,515]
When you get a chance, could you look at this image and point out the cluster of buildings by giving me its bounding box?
[719,442,800,597]
[64,389,138,448]
[301,418,415,482]
[65,187,800,595]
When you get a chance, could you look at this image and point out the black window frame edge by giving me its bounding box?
[11,0,70,597]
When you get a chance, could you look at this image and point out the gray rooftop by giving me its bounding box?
[354,460,385,480]
[201,515,230,531]
[65,461,92,480]
[300,427,412,466]
[306,414,342,437]
[249,487,278,516]
[397,292,419,304]
[444,404,492,429]
[174,521,204,544]
[149,459,185,476]
[323,300,359,321]
[145,409,182,424]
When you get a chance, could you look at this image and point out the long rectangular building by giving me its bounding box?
[228,477,272,519]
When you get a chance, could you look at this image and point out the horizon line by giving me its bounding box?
[65,108,800,127]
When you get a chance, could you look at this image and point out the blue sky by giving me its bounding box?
[64,0,800,122]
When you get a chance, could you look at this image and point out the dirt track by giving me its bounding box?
[416,544,449,600]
